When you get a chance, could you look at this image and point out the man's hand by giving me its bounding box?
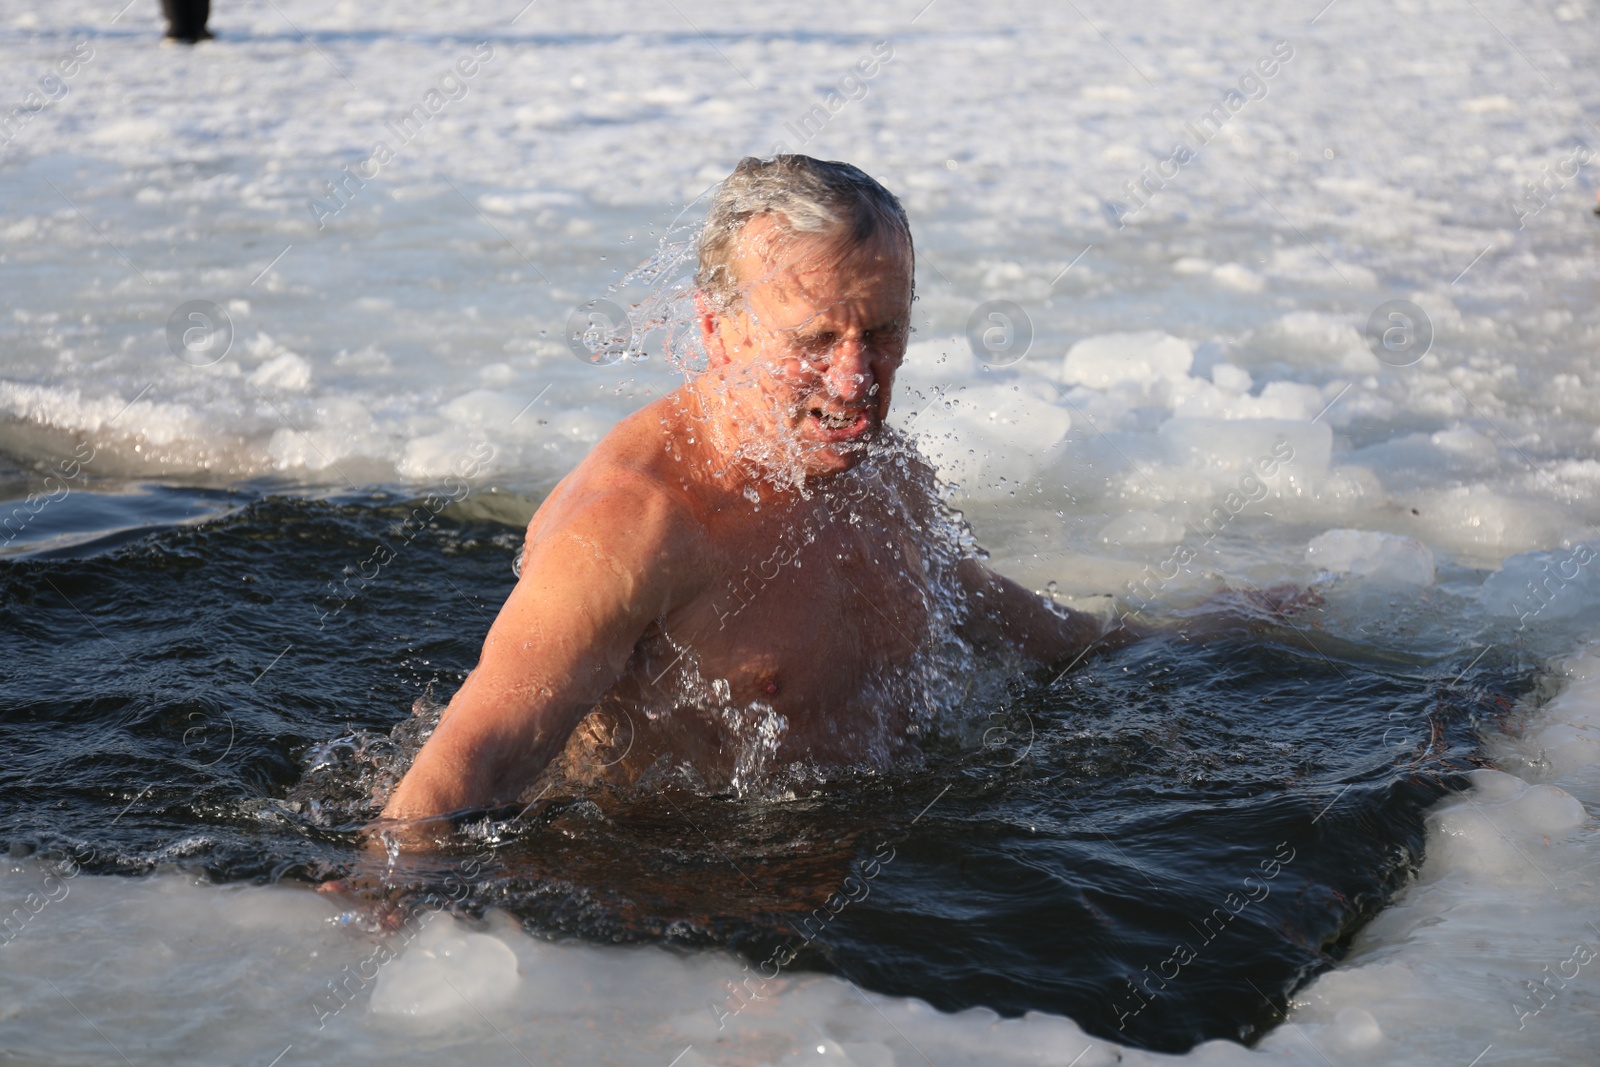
[313,820,428,930]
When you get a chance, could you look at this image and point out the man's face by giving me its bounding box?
[702,215,913,479]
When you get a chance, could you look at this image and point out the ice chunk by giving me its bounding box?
[1081,84,1137,102]
[1468,767,1527,801]
[1429,426,1497,462]
[1306,529,1436,586]
[1478,542,1599,623]
[264,398,381,472]
[1210,363,1252,393]
[0,380,200,447]
[1329,1006,1383,1051]
[248,352,313,393]
[1173,379,1329,421]
[1062,332,1193,388]
[1531,723,1600,777]
[1210,263,1265,292]
[909,381,1070,494]
[1240,311,1381,374]
[370,917,521,1018]
[87,117,168,145]
[397,431,483,481]
[1158,417,1331,479]
[1507,783,1585,835]
[1408,486,1572,565]
[1428,801,1530,879]
[1098,510,1187,547]
[442,388,527,429]
[895,337,982,398]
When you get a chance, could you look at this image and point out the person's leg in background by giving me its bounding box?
[161,0,212,43]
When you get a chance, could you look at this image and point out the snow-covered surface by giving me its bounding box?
[3,0,1599,1062]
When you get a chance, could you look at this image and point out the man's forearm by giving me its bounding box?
[956,558,1109,665]
[380,734,507,823]
[379,678,584,822]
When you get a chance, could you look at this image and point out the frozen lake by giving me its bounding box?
[2,0,1598,1064]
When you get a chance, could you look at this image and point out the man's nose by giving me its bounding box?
[822,340,874,403]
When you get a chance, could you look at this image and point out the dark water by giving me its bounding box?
[0,490,1524,1053]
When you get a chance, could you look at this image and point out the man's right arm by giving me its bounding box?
[380,476,701,823]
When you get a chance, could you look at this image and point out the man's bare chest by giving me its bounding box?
[670,504,932,713]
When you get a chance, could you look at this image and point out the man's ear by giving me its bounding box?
[695,291,731,366]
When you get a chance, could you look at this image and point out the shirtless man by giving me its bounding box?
[380,155,1117,825]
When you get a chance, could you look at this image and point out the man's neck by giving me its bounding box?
[679,374,821,500]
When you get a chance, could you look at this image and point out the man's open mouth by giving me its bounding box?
[806,407,872,442]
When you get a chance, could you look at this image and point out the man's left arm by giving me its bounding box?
[954,557,1141,668]
[881,441,1141,668]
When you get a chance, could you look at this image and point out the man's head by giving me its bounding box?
[694,156,914,480]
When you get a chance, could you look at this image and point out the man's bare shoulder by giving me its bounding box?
[527,391,712,573]
[869,428,948,522]
[881,428,942,488]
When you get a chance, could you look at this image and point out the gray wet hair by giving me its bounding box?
[695,155,914,309]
